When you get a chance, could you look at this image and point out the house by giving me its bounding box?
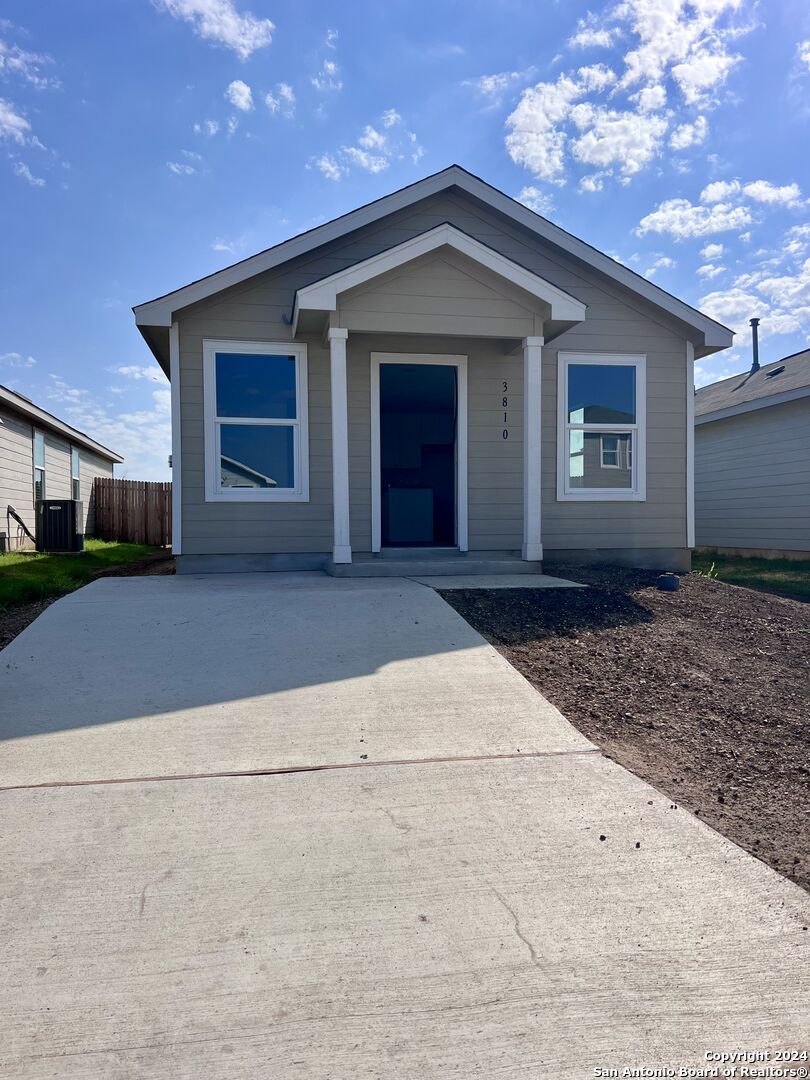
[695,343,810,557]
[0,384,123,551]
[133,165,733,575]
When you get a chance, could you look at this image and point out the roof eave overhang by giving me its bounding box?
[0,388,124,463]
[291,223,586,337]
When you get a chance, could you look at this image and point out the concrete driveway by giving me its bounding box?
[1,573,808,1078]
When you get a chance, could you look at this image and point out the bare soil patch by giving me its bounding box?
[0,552,175,651]
[442,567,810,892]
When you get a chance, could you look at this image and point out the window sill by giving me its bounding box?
[205,489,310,503]
[557,490,646,502]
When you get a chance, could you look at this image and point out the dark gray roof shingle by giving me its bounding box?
[694,348,810,418]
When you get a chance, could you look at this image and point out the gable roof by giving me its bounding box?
[292,222,586,338]
[0,384,124,463]
[695,348,810,424]
[134,164,733,364]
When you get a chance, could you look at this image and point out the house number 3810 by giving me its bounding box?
[502,381,509,439]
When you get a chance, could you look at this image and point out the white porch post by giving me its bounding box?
[328,327,352,564]
[522,335,544,561]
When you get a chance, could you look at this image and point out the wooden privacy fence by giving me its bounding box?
[92,477,172,547]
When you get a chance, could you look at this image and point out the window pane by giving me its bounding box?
[34,468,44,501]
[569,431,632,489]
[216,352,297,419]
[34,432,45,468]
[72,478,81,500]
[71,447,80,479]
[567,364,636,424]
[220,424,295,489]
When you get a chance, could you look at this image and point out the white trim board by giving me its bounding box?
[134,165,733,358]
[169,322,182,553]
[292,223,585,333]
[686,340,695,549]
[370,352,468,553]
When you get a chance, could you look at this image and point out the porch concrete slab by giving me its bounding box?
[0,573,590,787]
[414,573,586,589]
[2,754,808,1079]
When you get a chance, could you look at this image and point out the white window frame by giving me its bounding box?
[33,429,46,501]
[203,339,309,503]
[557,352,646,502]
[71,446,81,501]
[599,434,620,469]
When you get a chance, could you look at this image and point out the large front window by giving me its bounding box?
[203,340,309,502]
[557,353,646,501]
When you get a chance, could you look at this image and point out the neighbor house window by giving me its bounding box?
[557,353,646,501]
[71,447,81,501]
[33,430,45,501]
[202,340,309,502]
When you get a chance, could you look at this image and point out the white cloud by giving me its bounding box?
[193,118,219,136]
[505,73,592,183]
[798,40,810,71]
[700,178,740,203]
[154,0,274,60]
[358,125,385,150]
[0,351,36,368]
[669,115,708,149]
[464,68,535,101]
[325,28,338,49]
[0,97,30,143]
[13,160,45,187]
[313,153,344,181]
[225,78,252,111]
[0,35,59,89]
[568,24,615,49]
[671,47,741,105]
[644,254,676,278]
[742,180,802,206]
[637,197,752,239]
[634,84,667,112]
[697,263,725,278]
[49,374,171,481]
[311,58,342,92]
[569,102,668,176]
[116,365,165,383]
[579,172,605,192]
[314,114,421,180]
[517,185,553,215]
[700,242,724,260]
[167,160,196,175]
[265,82,294,116]
[700,251,810,347]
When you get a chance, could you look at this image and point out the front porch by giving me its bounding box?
[292,223,586,570]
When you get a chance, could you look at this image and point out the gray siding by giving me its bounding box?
[176,188,691,557]
[78,450,114,535]
[695,398,810,552]
[0,406,35,550]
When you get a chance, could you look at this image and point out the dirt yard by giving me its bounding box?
[443,567,810,893]
[0,551,175,651]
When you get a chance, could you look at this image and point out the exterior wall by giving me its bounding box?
[43,431,72,501]
[175,188,692,560]
[0,406,35,550]
[78,450,114,535]
[695,398,810,553]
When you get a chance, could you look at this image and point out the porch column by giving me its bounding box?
[328,327,352,564]
[522,335,544,561]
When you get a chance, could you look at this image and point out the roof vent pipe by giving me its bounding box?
[750,317,760,373]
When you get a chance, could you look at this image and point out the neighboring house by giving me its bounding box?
[695,347,810,557]
[133,165,733,575]
[0,384,123,551]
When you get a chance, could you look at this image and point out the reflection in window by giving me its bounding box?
[220,424,294,489]
[569,431,633,489]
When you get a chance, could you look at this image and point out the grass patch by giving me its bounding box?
[691,551,810,602]
[0,540,157,611]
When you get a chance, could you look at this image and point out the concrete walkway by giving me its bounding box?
[1,572,808,1078]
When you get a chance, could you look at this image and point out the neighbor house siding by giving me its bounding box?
[78,450,114,535]
[0,406,35,550]
[175,187,692,558]
[695,398,810,552]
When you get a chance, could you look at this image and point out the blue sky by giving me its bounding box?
[1,0,808,479]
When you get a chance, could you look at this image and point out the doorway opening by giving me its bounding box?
[379,362,457,547]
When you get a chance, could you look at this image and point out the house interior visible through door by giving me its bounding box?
[379,363,457,547]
